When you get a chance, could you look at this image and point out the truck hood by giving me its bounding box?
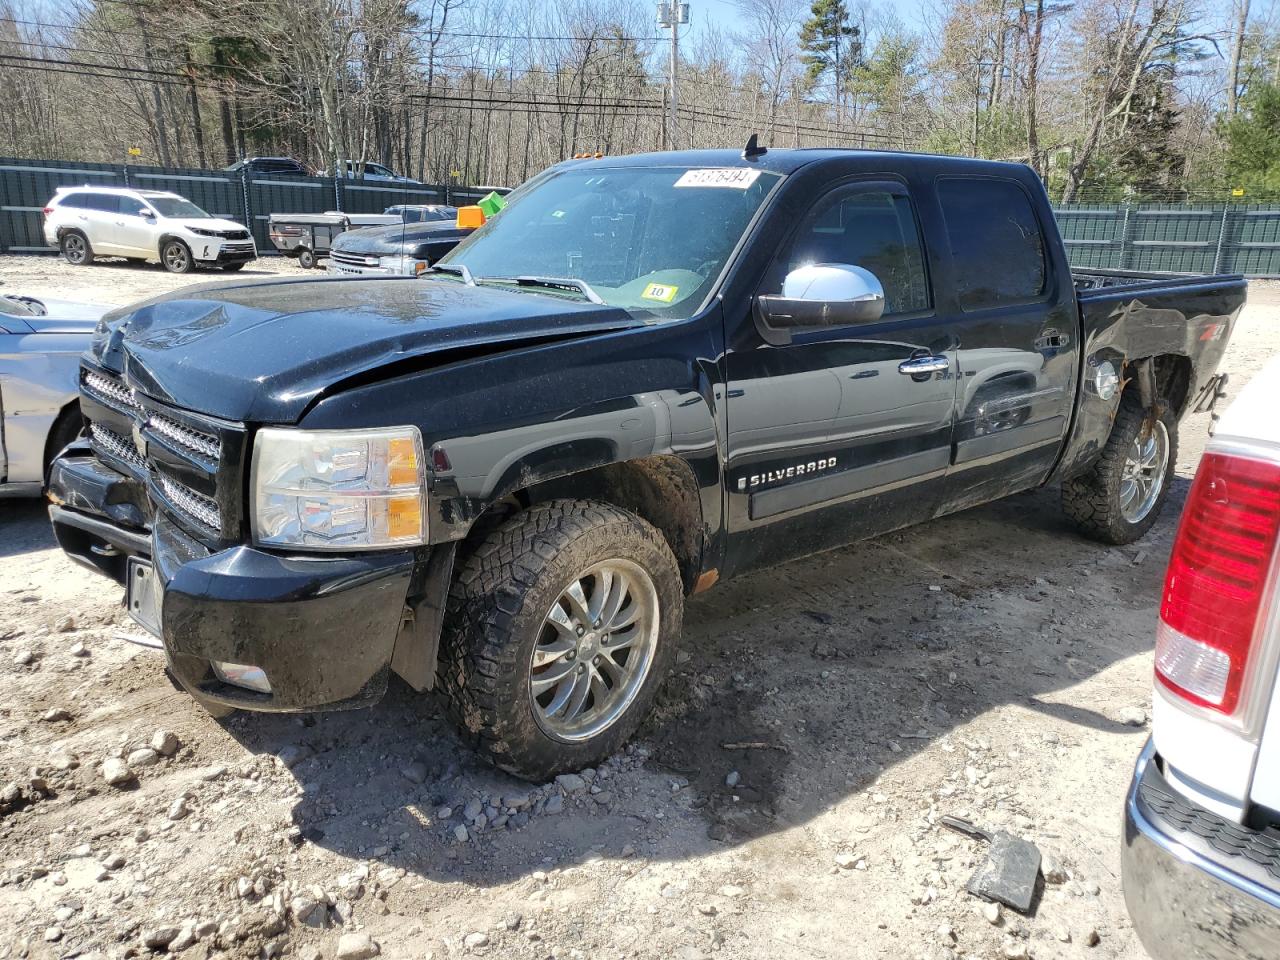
[331,220,470,256]
[100,276,642,423]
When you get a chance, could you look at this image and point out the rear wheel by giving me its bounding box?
[1062,391,1177,544]
[60,231,93,266]
[438,500,683,781]
[297,248,316,269]
[161,239,194,274]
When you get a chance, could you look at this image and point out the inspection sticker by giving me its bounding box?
[641,283,679,303]
[674,168,762,189]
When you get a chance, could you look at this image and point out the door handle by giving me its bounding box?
[898,355,950,376]
[1035,329,1069,351]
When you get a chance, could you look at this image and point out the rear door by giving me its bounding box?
[931,176,1078,513]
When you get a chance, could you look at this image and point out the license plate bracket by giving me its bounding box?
[126,557,162,638]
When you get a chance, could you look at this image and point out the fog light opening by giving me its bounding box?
[211,661,271,693]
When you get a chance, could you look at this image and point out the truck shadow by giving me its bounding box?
[218,478,1187,890]
[0,499,56,558]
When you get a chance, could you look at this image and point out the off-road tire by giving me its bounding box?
[60,231,94,265]
[438,499,683,781]
[1062,391,1178,545]
[161,239,194,274]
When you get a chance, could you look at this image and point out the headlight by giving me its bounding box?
[378,255,404,271]
[251,427,427,550]
[189,227,218,238]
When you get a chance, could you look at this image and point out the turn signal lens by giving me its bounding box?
[387,436,420,486]
[1156,452,1280,715]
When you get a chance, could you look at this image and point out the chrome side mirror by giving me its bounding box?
[757,263,886,328]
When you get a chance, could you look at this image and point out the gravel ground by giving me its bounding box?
[1,255,1278,960]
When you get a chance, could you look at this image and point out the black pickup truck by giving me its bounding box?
[48,147,1244,780]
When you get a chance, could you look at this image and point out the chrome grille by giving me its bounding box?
[149,412,221,460]
[90,423,145,471]
[330,250,379,267]
[83,370,141,413]
[157,473,221,533]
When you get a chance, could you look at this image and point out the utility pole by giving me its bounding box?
[657,2,690,149]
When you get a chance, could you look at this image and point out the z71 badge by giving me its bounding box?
[737,457,837,492]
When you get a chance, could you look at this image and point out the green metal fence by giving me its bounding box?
[1052,202,1280,278]
[5,158,1279,277]
[0,157,501,255]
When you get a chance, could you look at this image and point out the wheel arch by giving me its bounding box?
[158,233,190,254]
[42,399,83,475]
[470,455,706,594]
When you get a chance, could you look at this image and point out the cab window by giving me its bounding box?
[937,177,1047,310]
[776,183,931,316]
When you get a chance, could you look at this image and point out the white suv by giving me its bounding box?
[43,187,257,274]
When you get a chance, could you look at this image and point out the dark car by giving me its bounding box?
[49,147,1244,781]
[325,217,472,276]
[224,157,311,177]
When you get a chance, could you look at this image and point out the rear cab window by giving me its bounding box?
[937,177,1047,310]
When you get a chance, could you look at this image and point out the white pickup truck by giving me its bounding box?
[1123,355,1280,959]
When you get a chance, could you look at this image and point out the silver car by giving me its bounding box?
[0,294,109,496]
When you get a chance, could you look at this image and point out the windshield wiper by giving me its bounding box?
[477,275,605,304]
[427,263,475,285]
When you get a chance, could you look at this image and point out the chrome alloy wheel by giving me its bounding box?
[63,234,86,263]
[530,559,659,742]
[1120,419,1170,523]
[163,242,190,272]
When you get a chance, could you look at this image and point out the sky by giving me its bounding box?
[690,0,933,43]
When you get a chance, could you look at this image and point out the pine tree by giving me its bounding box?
[1224,82,1280,194]
[798,0,861,117]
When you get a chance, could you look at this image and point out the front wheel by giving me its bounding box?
[1062,391,1177,544]
[161,240,194,274]
[438,500,683,781]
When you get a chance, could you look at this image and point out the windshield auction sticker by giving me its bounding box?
[641,283,679,303]
[674,168,762,189]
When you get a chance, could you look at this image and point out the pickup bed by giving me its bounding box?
[47,147,1245,779]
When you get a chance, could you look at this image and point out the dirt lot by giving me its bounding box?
[2,255,1278,960]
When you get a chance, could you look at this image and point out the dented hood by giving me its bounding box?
[98,276,640,422]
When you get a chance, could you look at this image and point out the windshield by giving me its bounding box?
[148,197,212,219]
[437,165,781,317]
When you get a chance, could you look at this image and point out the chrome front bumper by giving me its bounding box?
[1122,739,1280,960]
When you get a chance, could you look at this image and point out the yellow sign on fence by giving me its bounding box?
[127,147,142,157]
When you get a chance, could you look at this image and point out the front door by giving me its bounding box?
[722,177,958,576]
[113,196,158,258]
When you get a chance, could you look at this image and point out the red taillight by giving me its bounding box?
[1156,452,1280,714]
[42,206,53,216]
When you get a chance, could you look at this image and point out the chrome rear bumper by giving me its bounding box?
[1122,739,1280,960]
